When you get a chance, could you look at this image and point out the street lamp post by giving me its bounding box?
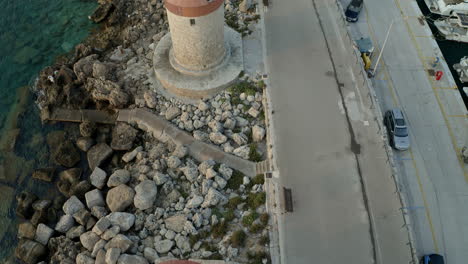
[371,19,395,76]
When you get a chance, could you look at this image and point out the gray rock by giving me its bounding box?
[143,247,159,262]
[193,120,204,129]
[165,107,181,121]
[102,225,120,241]
[185,196,204,209]
[107,169,131,187]
[63,195,85,215]
[106,247,121,264]
[106,184,135,212]
[198,101,209,111]
[233,145,250,159]
[55,214,75,233]
[154,239,174,254]
[218,164,233,180]
[214,176,227,189]
[201,188,226,208]
[181,163,198,182]
[66,225,85,239]
[73,208,91,226]
[76,137,94,152]
[208,120,223,132]
[164,214,186,233]
[76,252,94,264]
[105,234,133,252]
[164,230,175,240]
[223,118,236,130]
[85,189,105,209]
[117,254,149,264]
[205,168,218,179]
[198,160,215,175]
[35,223,53,245]
[172,145,188,158]
[235,116,249,127]
[92,239,107,257]
[209,132,227,144]
[107,212,135,231]
[111,123,137,151]
[192,213,203,228]
[232,133,248,146]
[153,172,169,185]
[193,130,208,141]
[92,217,111,235]
[87,143,113,170]
[252,125,266,142]
[175,235,191,254]
[144,90,157,108]
[15,239,46,264]
[122,146,143,163]
[183,221,196,235]
[80,231,100,251]
[134,180,157,210]
[95,249,107,264]
[91,206,108,219]
[166,156,181,169]
[248,107,260,118]
[18,222,36,239]
[90,167,107,189]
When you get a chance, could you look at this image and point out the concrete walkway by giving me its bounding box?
[45,108,257,177]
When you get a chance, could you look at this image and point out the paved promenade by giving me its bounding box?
[260,0,413,263]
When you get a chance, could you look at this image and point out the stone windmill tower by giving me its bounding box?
[154,0,243,100]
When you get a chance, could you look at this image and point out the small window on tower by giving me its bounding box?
[190,19,195,26]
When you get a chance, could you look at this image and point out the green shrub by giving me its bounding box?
[247,250,269,264]
[242,211,259,227]
[257,80,266,89]
[223,209,236,222]
[252,174,265,185]
[259,213,269,225]
[227,196,244,209]
[230,230,246,247]
[249,144,262,162]
[247,192,266,209]
[189,230,210,246]
[228,81,257,96]
[259,235,270,245]
[211,207,223,219]
[226,170,244,190]
[212,220,228,239]
[201,242,217,252]
[249,223,265,233]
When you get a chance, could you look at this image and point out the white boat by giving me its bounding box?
[434,13,468,42]
[453,56,468,83]
[423,0,468,16]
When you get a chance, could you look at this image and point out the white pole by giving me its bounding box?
[372,19,395,76]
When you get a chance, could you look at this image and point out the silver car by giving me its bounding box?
[384,109,410,150]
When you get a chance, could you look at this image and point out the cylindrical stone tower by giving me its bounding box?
[153,0,244,100]
[165,0,227,75]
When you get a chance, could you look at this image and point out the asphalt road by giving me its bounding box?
[262,0,412,263]
[340,0,468,262]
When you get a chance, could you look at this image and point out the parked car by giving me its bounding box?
[420,254,445,264]
[384,108,410,150]
[345,0,364,22]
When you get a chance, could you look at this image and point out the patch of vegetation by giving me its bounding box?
[231,96,243,106]
[259,109,265,120]
[243,104,250,112]
[179,189,189,199]
[230,230,247,248]
[249,144,262,162]
[259,235,270,245]
[247,250,270,264]
[211,207,223,219]
[246,174,264,189]
[226,170,244,190]
[238,70,245,78]
[212,220,228,239]
[242,211,259,227]
[249,223,265,233]
[259,213,269,226]
[233,127,242,133]
[227,196,244,209]
[257,80,266,89]
[247,192,266,209]
[228,80,257,96]
[201,242,217,252]
[189,230,209,247]
[223,209,236,222]
[210,253,224,260]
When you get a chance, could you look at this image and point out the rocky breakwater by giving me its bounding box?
[15,120,271,263]
[16,0,271,262]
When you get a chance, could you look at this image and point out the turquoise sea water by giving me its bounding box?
[0,0,97,260]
